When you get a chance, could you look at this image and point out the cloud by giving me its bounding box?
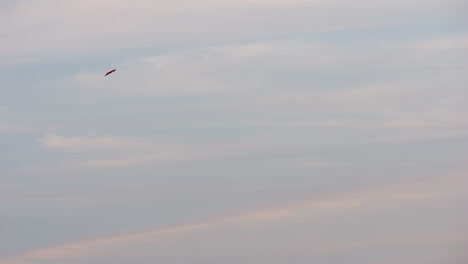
[37,134,192,169]
[71,153,183,168]
[15,29,468,169]
[37,132,336,169]
[2,170,465,264]
[55,34,468,107]
[0,109,43,134]
[40,134,149,151]
[1,2,466,264]
[1,0,462,64]
[411,35,468,51]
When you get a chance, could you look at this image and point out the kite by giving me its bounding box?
[104,69,116,77]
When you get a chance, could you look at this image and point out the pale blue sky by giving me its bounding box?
[1,0,467,263]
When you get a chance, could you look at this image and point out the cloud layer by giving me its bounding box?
[1,0,467,264]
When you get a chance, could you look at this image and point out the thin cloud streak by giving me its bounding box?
[41,134,150,151]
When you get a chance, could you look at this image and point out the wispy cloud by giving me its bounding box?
[1,1,466,263]
[40,134,149,151]
[1,0,462,64]
[38,132,333,169]
[3,171,465,264]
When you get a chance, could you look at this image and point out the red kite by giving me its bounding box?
[104,69,116,77]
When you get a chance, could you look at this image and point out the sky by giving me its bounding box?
[1,0,467,263]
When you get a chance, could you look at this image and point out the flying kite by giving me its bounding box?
[104,69,116,77]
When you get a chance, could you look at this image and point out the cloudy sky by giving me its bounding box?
[1,0,467,263]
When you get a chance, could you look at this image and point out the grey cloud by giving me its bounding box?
[1,1,466,263]
[0,0,463,64]
[3,171,466,264]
